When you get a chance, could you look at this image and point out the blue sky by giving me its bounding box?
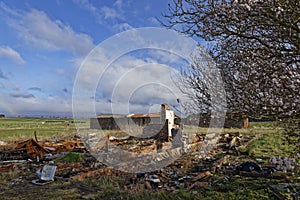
[0,0,200,118]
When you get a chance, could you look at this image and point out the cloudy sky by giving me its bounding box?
[0,0,200,118]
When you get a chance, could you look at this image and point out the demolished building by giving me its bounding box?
[90,104,180,136]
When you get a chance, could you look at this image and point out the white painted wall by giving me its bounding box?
[165,110,174,137]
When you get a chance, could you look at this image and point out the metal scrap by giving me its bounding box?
[0,138,87,162]
[14,139,50,159]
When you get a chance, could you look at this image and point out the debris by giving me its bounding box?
[72,167,114,181]
[109,136,117,141]
[190,171,211,182]
[145,175,161,188]
[211,155,230,173]
[0,159,28,164]
[235,161,262,172]
[15,139,50,159]
[31,179,53,186]
[32,164,57,185]
[0,138,86,162]
[267,184,287,200]
[188,182,209,190]
[145,181,152,189]
[0,164,15,172]
[192,133,205,143]
[229,136,240,148]
[43,141,86,153]
[36,164,57,181]
[146,175,161,183]
[10,177,23,185]
[0,141,8,146]
[1,126,297,198]
[34,130,38,143]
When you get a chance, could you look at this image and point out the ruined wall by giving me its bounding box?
[90,117,121,130]
[131,117,160,126]
[90,117,161,130]
[160,103,175,137]
[142,120,169,141]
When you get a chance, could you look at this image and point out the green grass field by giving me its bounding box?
[0,118,89,142]
[0,118,270,139]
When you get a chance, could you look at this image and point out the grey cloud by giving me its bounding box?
[10,92,35,98]
[28,87,42,92]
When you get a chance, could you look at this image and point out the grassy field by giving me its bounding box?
[0,118,91,142]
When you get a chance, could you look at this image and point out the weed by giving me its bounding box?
[55,152,84,163]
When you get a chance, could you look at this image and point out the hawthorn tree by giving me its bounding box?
[164,0,300,125]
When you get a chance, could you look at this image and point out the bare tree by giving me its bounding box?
[164,0,300,124]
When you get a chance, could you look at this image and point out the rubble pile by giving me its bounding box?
[0,131,299,197]
[0,138,86,161]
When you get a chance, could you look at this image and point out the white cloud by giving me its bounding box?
[73,0,98,16]
[72,28,198,116]
[73,0,126,31]
[0,46,25,65]
[1,4,94,56]
[74,0,123,21]
[113,0,123,9]
[0,93,73,117]
[100,6,122,20]
[113,23,134,32]
[73,52,183,116]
